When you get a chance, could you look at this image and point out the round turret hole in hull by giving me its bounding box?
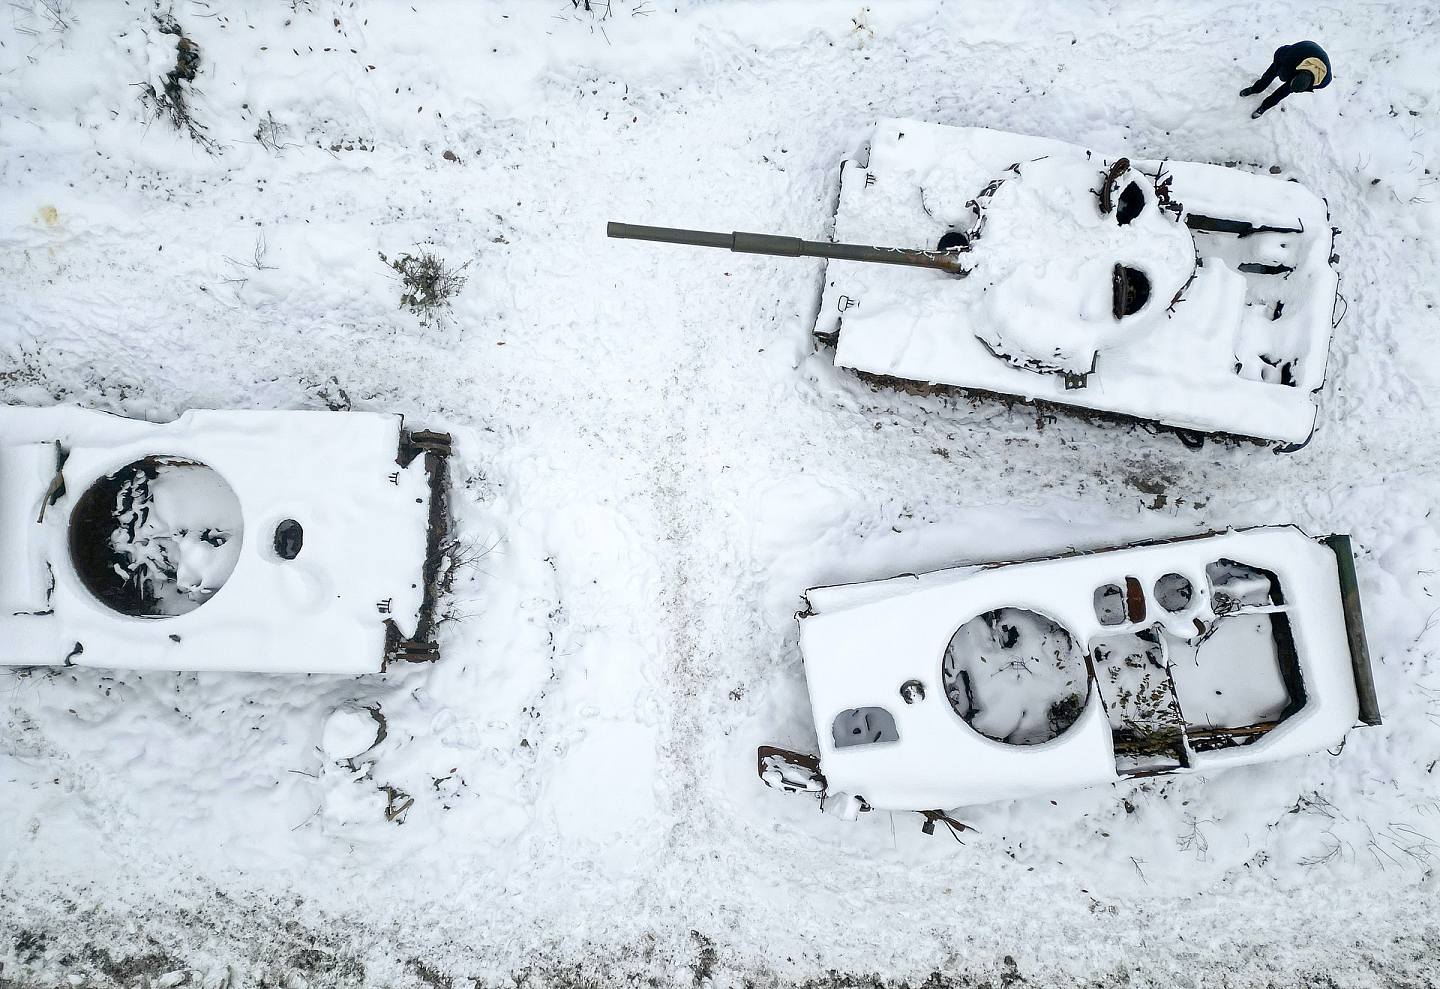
[69,457,243,618]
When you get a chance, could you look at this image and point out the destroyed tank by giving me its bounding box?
[757,526,1379,833]
[610,121,1342,450]
[0,406,450,674]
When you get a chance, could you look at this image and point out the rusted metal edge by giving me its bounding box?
[756,744,827,793]
[1097,157,1130,215]
[1123,576,1147,624]
[382,427,453,670]
[815,359,1287,453]
[1322,533,1382,727]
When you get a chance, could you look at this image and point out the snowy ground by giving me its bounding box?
[3,1,1440,986]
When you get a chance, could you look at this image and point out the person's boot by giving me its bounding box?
[1240,85,1260,96]
[1251,108,1265,119]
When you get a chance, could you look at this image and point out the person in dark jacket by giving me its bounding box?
[1241,40,1332,118]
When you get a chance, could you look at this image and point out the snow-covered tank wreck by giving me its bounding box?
[760,527,1379,826]
[0,406,449,674]
[610,120,1341,448]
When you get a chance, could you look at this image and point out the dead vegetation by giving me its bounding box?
[436,534,499,596]
[1177,813,1215,861]
[220,233,276,297]
[14,0,72,36]
[558,0,655,43]
[563,0,655,22]
[380,250,469,324]
[252,110,293,155]
[1277,788,1440,872]
[138,15,214,151]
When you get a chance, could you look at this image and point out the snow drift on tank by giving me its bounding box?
[759,527,1379,826]
[0,406,449,674]
[816,121,1341,447]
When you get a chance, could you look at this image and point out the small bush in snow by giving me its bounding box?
[381,251,469,324]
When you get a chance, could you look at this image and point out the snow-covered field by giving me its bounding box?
[3,1,1440,986]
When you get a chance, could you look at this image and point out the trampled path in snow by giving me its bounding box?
[2,2,1439,986]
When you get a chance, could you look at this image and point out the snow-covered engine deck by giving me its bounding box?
[816,121,1340,447]
[0,406,448,674]
[792,527,1377,812]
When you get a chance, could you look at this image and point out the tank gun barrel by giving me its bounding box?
[607,222,967,275]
